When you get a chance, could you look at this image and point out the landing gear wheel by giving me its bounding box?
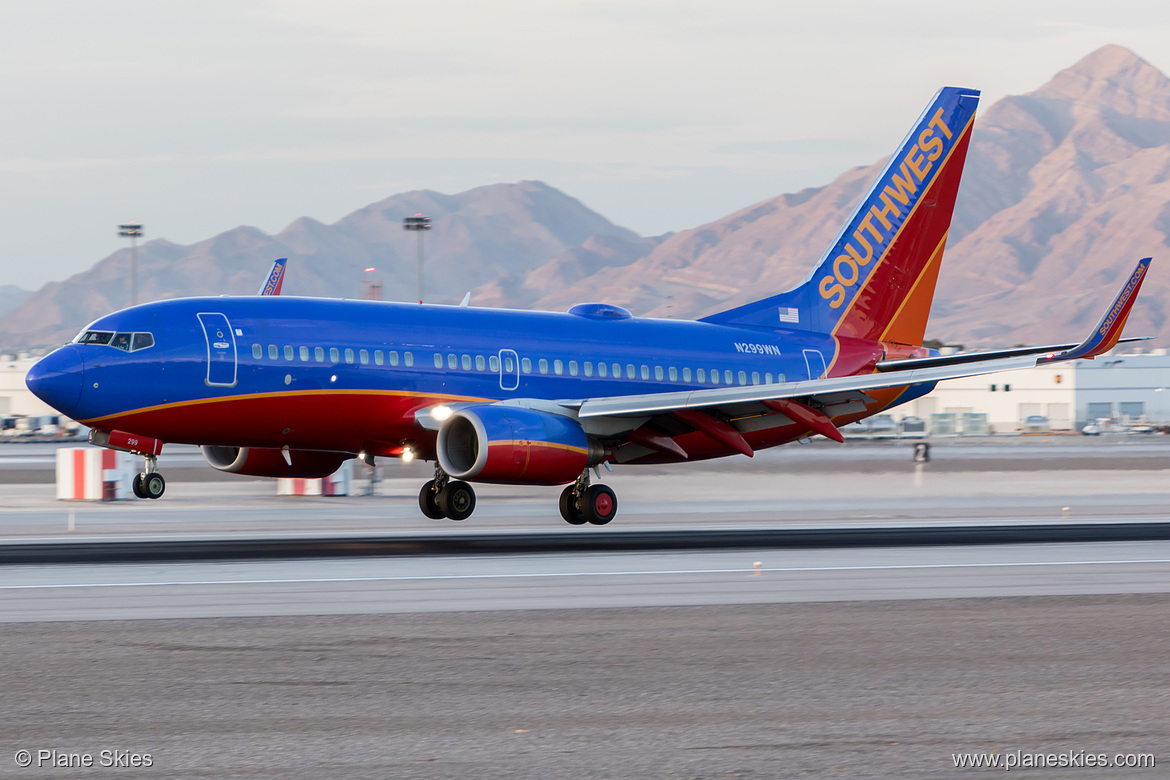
[132,473,147,499]
[559,484,587,525]
[438,480,476,521]
[142,472,166,499]
[418,480,446,519]
[583,484,617,525]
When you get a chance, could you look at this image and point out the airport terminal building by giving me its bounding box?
[900,350,1170,433]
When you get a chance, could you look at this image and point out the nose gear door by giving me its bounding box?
[197,312,238,387]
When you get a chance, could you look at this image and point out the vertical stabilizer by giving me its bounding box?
[700,87,980,346]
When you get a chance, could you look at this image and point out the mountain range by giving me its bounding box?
[3,44,1168,351]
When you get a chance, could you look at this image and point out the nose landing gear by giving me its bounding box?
[131,455,166,499]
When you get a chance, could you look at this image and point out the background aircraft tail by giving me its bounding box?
[700,86,980,347]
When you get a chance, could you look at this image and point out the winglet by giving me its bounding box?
[1042,258,1151,362]
[259,258,287,296]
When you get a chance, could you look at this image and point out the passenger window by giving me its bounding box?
[476,355,486,371]
[775,373,785,383]
[359,349,369,365]
[376,351,385,366]
[252,344,262,359]
[682,367,691,382]
[626,364,635,379]
[462,354,471,370]
[313,347,324,362]
[554,360,563,376]
[725,370,734,385]
[503,355,514,372]
[330,347,340,363]
[539,359,549,375]
[640,365,649,380]
[490,355,500,372]
[299,346,309,362]
[765,373,772,384]
[711,370,719,385]
[268,345,278,360]
[284,346,294,361]
[448,354,457,370]
[654,366,664,381]
[345,348,354,364]
[434,353,443,368]
[598,362,607,378]
[584,362,592,377]
[404,352,414,367]
[752,371,760,385]
[569,361,578,377]
[669,367,678,382]
[612,363,621,378]
[133,333,155,351]
[389,351,399,366]
[522,358,531,373]
[697,368,705,383]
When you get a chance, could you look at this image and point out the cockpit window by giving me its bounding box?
[76,330,114,345]
[74,330,155,352]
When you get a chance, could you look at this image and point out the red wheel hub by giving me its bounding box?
[594,492,613,515]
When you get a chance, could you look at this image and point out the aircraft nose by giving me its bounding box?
[26,345,85,414]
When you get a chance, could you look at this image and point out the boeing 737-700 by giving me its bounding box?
[26,86,1150,525]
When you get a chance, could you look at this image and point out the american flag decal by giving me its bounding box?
[778,307,799,324]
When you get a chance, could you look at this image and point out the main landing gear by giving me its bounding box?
[131,455,166,500]
[415,466,619,526]
[559,470,617,526]
[419,466,476,521]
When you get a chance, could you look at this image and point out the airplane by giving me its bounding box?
[26,86,1151,525]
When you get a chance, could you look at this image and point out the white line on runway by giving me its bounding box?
[5,557,1170,590]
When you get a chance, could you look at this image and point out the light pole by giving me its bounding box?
[118,222,143,306]
[403,214,431,303]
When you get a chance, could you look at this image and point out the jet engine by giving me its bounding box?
[436,405,603,485]
[201,446,350,478]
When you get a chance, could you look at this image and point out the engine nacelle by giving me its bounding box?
[437,405,601,485]
[201,446,350,479]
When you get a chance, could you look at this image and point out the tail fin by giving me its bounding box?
[701,86,980,346]
[258,258,287,296]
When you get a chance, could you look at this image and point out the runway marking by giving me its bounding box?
[4,558,1170,590]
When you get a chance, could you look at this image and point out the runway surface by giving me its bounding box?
[2,437,1168,777]
[2,598,1165,779]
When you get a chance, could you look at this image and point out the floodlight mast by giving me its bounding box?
[117,223,144,306]
[403,214,431,303]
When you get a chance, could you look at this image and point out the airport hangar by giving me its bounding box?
[3,348,1170,436]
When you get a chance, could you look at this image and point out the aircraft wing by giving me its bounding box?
[571,257,1151,422]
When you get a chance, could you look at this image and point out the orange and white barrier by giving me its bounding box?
[56,447,134,501]
[277,461,353,497]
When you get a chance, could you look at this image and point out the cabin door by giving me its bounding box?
[197,312,238,388]
[498,349,519,391]
[803,349,827,380]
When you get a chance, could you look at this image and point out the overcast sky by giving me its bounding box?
[4,0,1170,290]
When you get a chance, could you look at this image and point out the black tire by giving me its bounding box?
[143,472,166,499]
[583,484,617,525]
[438,480,476,521]
[418,480,446,519]
[559,485,587,525]
[132,473,147,499]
